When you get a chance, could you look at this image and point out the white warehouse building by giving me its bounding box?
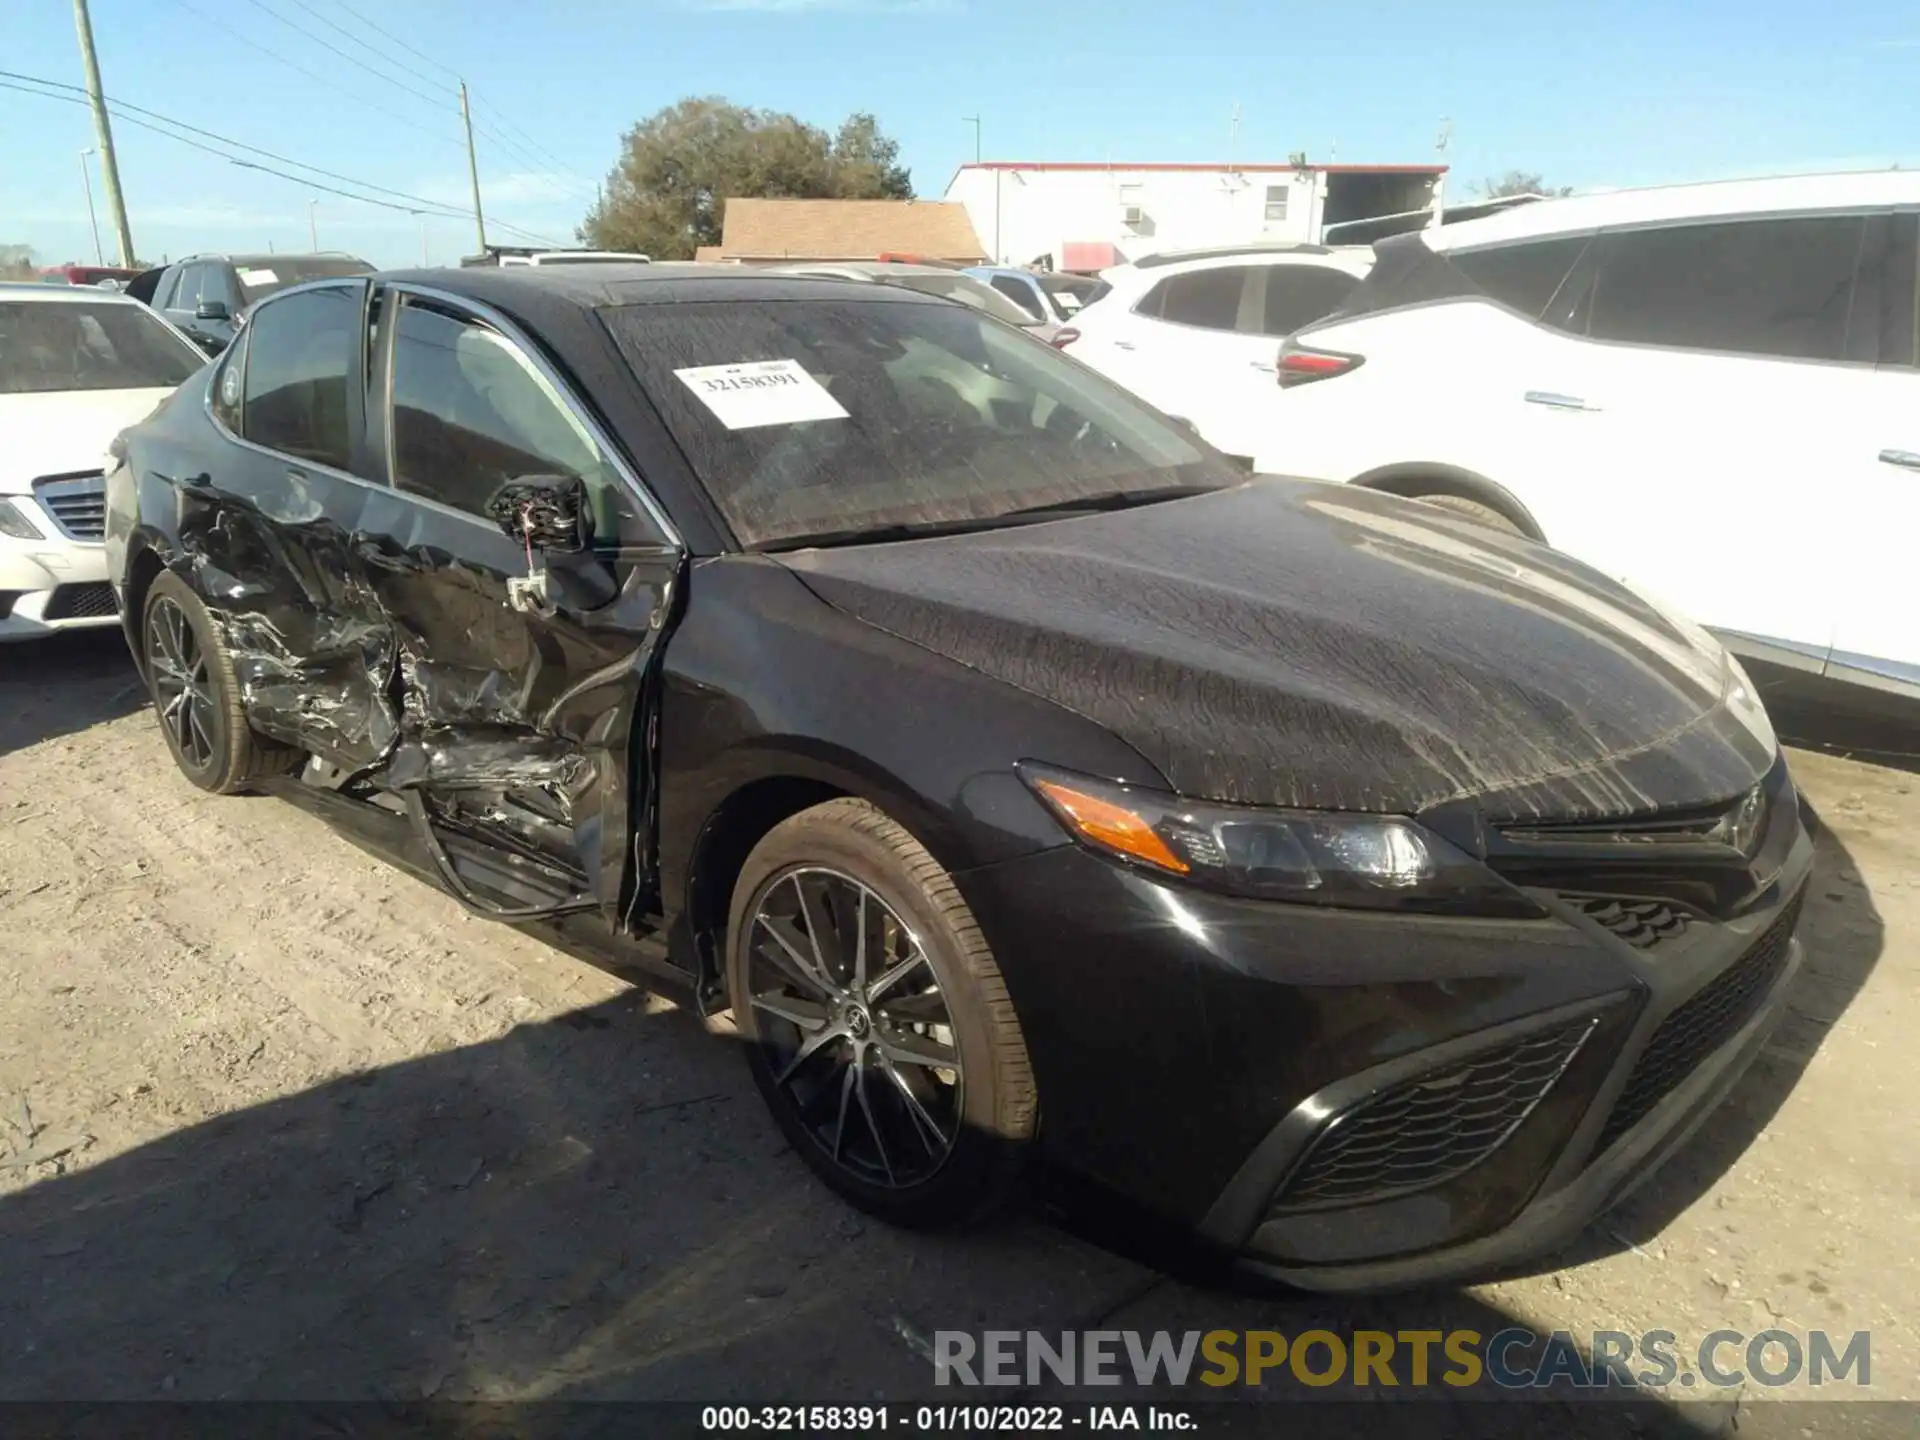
[942,161,1448,269]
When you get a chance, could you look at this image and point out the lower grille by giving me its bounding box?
[1270,1016,1597,1212]
[43,582,118,621]
[34,472,107,542]
[1596,886,1805,1151]
[1564,895,1693,950]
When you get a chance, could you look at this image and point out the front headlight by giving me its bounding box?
[1020,764,1543,917]
[0,498,45,541]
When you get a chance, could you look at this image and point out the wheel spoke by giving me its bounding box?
[754,913,835,998]
[186,698,214,763]
[773,1020,845,1088]
[866,948,928,1004]
[879,1029,957,1072]
[874,987,948,1025]
[750,991,830,1031]
[881,1058,950,1154]
[830,1063,857,1163]
[853,1051,895,1186]
[851,885,869,991]
[792,873,840,988]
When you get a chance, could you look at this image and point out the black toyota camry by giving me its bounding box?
[104,264,1811,1290]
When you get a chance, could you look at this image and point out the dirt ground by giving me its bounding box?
[0,632,1913,1435]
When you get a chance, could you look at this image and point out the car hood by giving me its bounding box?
[0,387,178,493]
[780,481,1778,820]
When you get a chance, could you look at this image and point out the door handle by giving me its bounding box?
[1879,449,1920,470]
[1249,361,1276,372]
[1525,391,1596,411]
[1113,340,1136,351]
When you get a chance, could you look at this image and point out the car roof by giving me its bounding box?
[373,262,949,312]
[1098,245,1373,290]
[0,281,146,305]
[1427,168,1920,252]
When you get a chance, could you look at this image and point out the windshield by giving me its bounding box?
[603,295,1226,550]
[0,300,203,394]
[873,272,1042,328]
[233,257,375,302]
[1040,273,1100,318]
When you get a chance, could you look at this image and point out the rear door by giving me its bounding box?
[1113,264,1257,439]
[353,285,683,924]
[1200,261,1364,460]
[209,280,401,769]
[1538,213,1869,662]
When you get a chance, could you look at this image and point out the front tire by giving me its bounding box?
[140,570,299,794]
[725,798,1036,1228]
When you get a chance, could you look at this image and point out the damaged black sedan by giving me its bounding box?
[105,265,1811,1289]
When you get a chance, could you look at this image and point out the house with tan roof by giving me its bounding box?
[709,198,987,264]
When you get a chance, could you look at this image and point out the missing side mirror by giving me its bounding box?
[485,474,594,555]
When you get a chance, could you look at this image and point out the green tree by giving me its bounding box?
[581,97,914,259]
[1477,171,1574,199]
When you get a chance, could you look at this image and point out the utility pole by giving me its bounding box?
[308,198,319,250]
[962,115,981,164]
[79,149,103,265]
[72,0,135,266]
[1431,117,1452,229]
[460,80,487,255]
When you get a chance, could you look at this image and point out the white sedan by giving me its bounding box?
[1,283,204,642]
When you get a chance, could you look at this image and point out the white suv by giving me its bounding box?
[1,284,203,641]
[1061,244,1373,462]
[1256,171,1920,707]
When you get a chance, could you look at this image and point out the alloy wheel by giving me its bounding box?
[744,866,963,1188]
[147,596,219,772]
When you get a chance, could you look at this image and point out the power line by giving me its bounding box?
[240,0,451,114]
[1,69,462,216]
[161,0,462,149]
[0,74,568,247]
[327,0,462,80]
[470,90,598,189]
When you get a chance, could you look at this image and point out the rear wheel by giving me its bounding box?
[725,798,1036,1228]
[141,570,300,794]
[1409,491,1526,536]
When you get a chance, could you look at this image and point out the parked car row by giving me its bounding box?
[1063,170,1920,720]
[80,256,1811,1292]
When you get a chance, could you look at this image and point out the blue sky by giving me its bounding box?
[4,0,1918,269]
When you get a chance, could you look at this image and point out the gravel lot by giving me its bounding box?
[1,633,1913,1435]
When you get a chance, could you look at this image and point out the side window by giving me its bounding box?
[241,284,361,470]
[1145,267,1250,331]
[388,298,623,538]
[1588,216,1866,361]
[169,265,200,311]
[1258,266,1361,337]
[1450,237,1592,320]
[988,275,1046,321]
[210,325,249,432]
[153,267,182,312]
[210,265,243,310]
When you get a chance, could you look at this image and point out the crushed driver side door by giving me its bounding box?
[351,284,684,927]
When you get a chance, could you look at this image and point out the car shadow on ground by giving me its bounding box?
[0,988,1733,1437]
[0,629,145,759]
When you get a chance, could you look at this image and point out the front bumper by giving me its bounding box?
[956,792,1815,1291]
[1,528,117,641]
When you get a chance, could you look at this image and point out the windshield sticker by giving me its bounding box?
[236,267,279,287]
[673,359,849,430]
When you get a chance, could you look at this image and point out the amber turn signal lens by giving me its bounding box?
[1032,779,1191,874]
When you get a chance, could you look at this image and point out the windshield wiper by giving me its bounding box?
[994,483,1227,520]
[759,484,1229,552]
